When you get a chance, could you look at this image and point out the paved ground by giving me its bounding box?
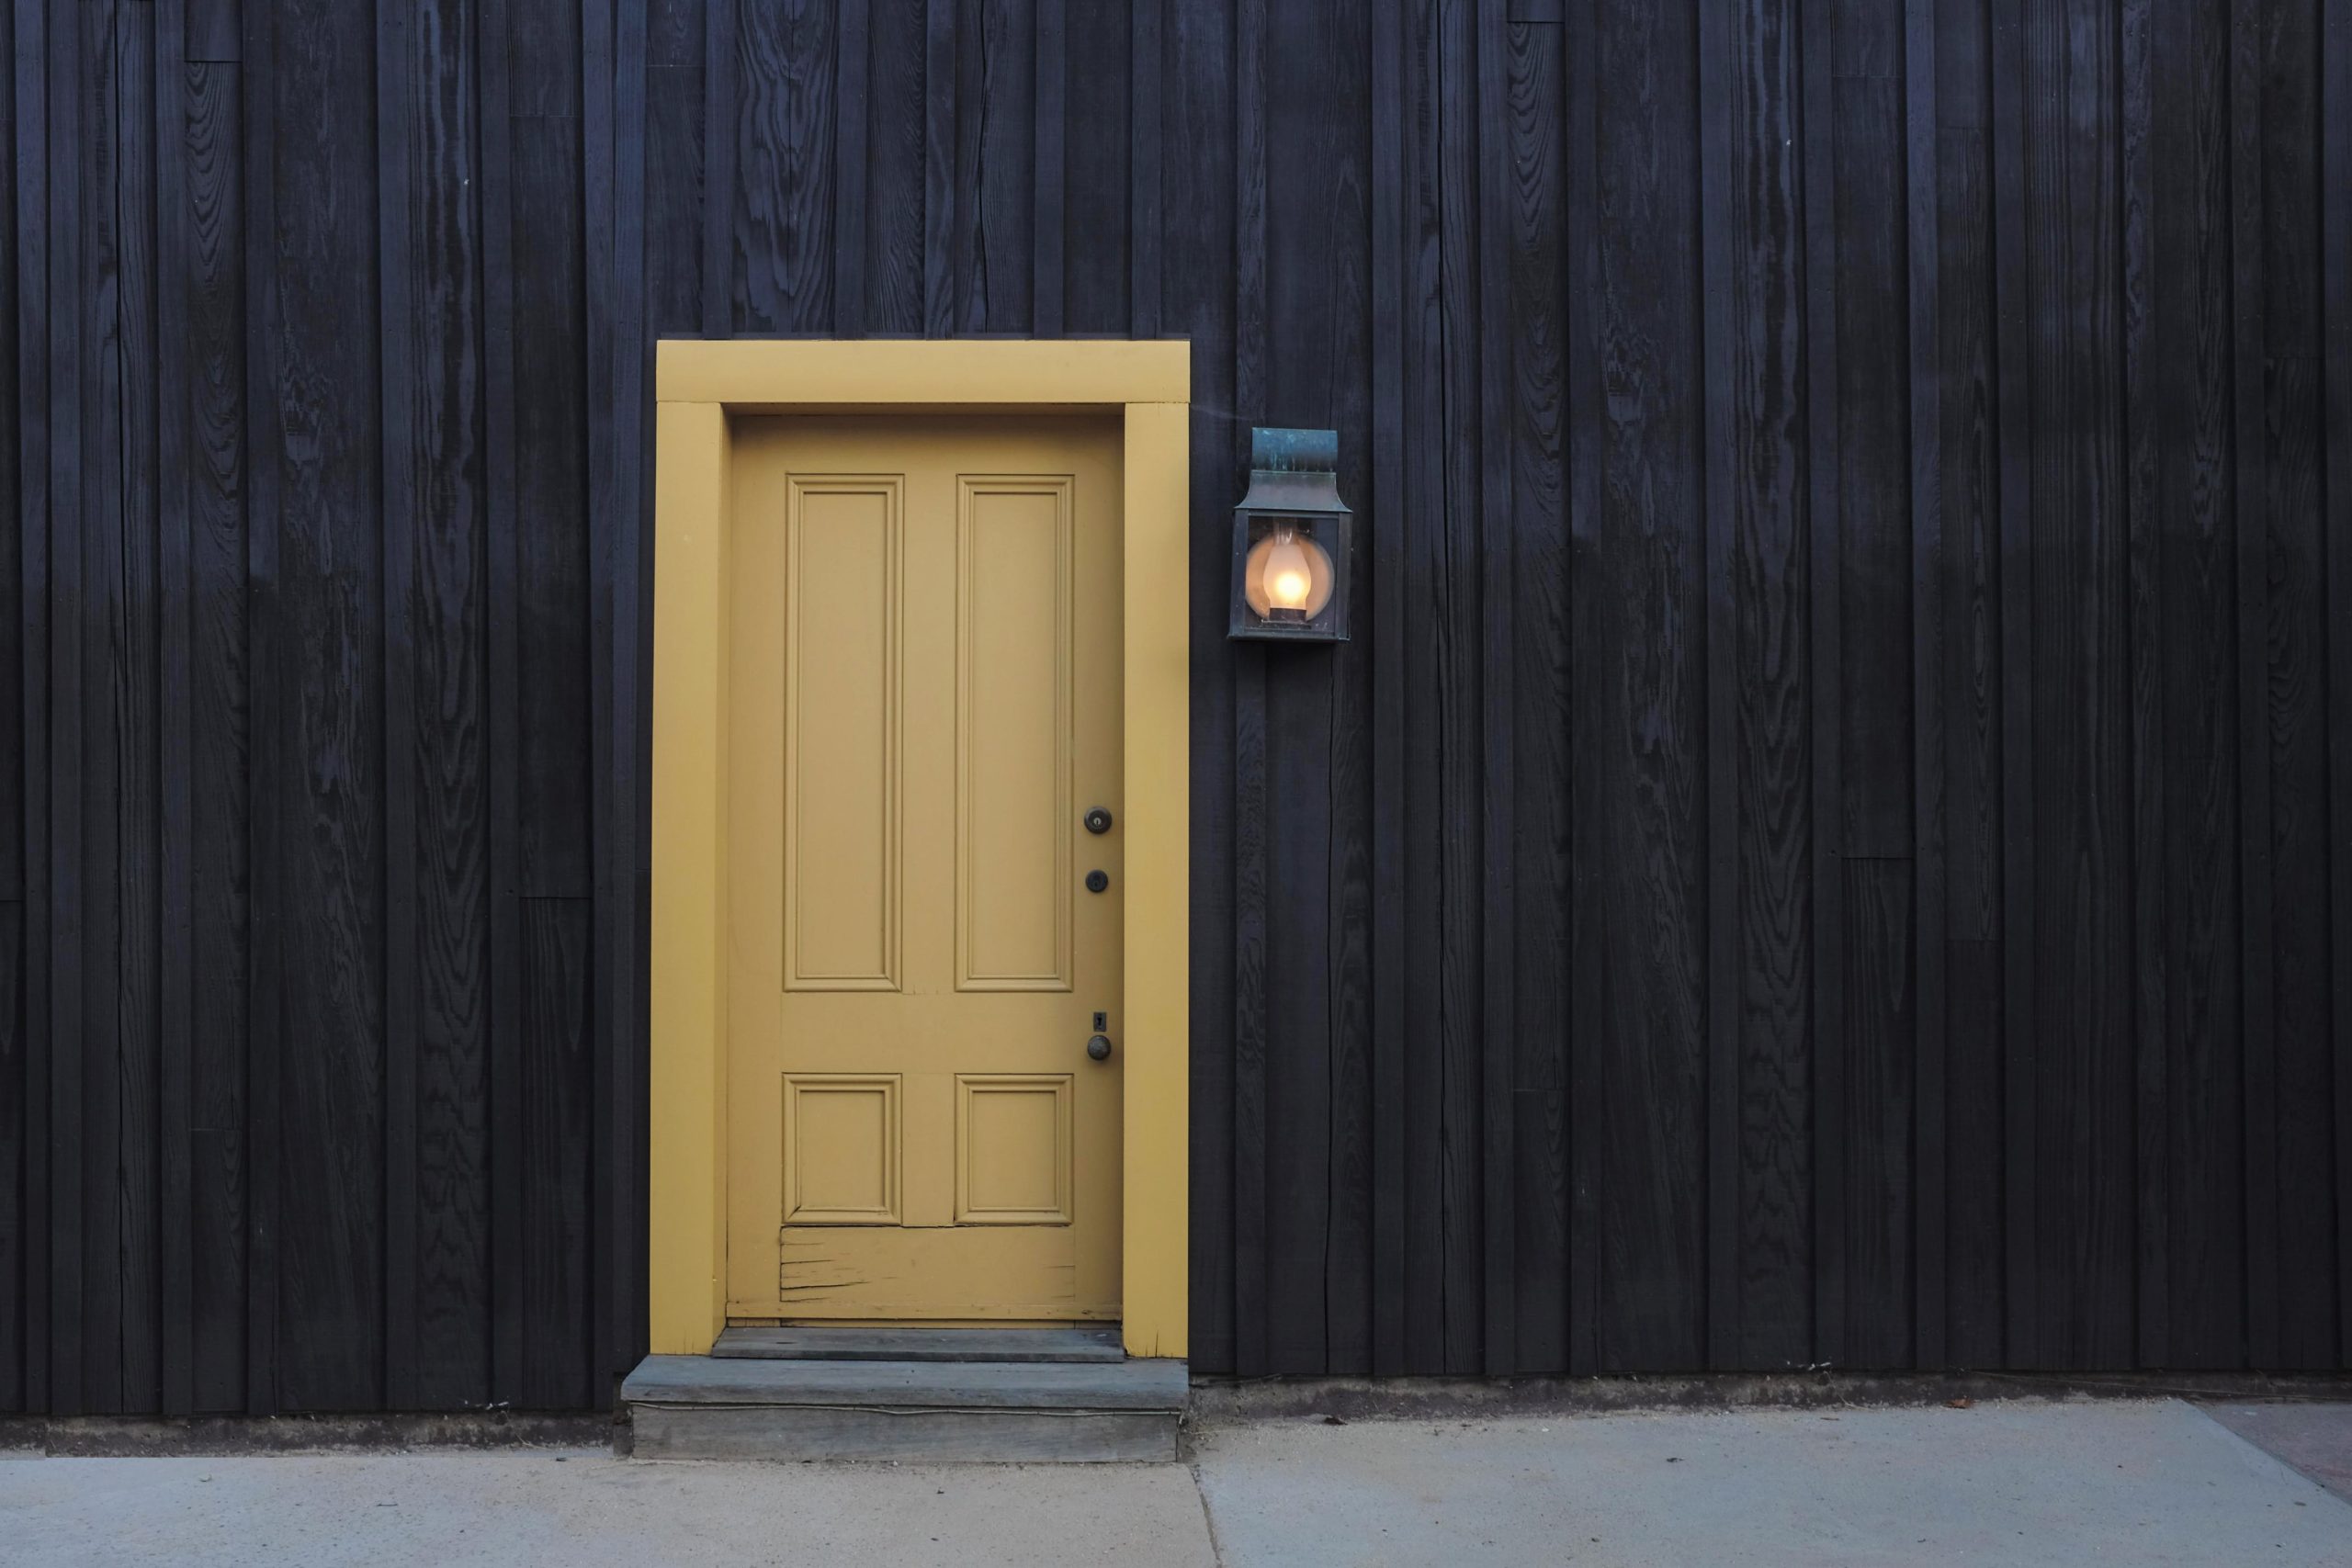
[2204,1401,2352,1505]
[3,1397,2347,1566]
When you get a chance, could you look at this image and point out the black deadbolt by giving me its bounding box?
[1085,869,1110,894]
[1083,807,1114,835]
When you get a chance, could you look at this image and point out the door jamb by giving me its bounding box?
[648,339,1192,1359]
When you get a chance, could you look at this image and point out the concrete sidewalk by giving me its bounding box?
[3,1397,2346,1566]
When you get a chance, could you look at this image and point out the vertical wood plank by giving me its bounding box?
[859,0,923,334]
[1396,0,1445,1375]
[185,53,248,1412]
[921,0,955,334]
[833,0,872,335]
[1693,0,1740,1373]
[2119,0,2165,1372]
[7,0,51,1417]
[1128,0,1161,335]
[1698,0,1822,1373]
[1058,0,1125,333]
[1829,13,1915,1368]
[239,0,281,1416]
[409,0,492,1411]
[2022,0,2132,1371]
[953,0,1035,332]
[2134,0,2247,1374]
[377,0,423,1413]
[702,0,737,336]
[735,0,835,333]
[1931,0,2006,1371]
[1559,0,1602,1378]
[1800,0,1847,1370]
[644,15,707,344]
[272,0,389,1412]
[582,0,618,1404]
[157,0,198,1419]
[1365,0,1409,1381]
[1503,17,1569,1375]
[2324,0,2352,1375]
[1985,0,2038,1370]
[1473,0,1519,1380]
[1904,0,1946,1372]
[2226,0,2279,1371]
[1030,0,1061,336]
[116,0,164,1412]
[81,0,129,1416]
[1587,0,1708,1375]
[1430,0,1487,1378]
[0,0,22,1415]
[47,0,89,1418]
[478,0,525,1409]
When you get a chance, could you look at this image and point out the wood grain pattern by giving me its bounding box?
[735,0,835,333]
[1932,0,2003,1373]
[238,0,280,1417]
[157,0,196,1419]
[407,0,492,1410]
[1589,0,1709,1375]
[270,0,387,1413]
[6,0,2351,1410]
[14,0,54,1416]
[0,0,20,1415]
[1702,0,1813,1371]
[1364,0,1409,1382]
[377,0,423,1414]
[2324,0,2352,1375]
[1504,17,1567,1374]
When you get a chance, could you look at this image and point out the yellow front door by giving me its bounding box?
[725,414,1125,1322]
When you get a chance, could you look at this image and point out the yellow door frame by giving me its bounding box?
[649,339,1191,1359]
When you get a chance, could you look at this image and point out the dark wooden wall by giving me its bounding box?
[4,0,2349,1413]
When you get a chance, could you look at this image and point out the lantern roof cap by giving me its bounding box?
[1236,426,1351,518]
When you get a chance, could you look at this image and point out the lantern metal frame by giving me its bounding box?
[1226,426,1353,643]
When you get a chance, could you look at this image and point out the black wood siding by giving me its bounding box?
[3,0,2348,1410]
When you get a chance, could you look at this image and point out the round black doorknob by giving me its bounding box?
[1085,869,1110,894]
[1084,807,1114,835]
[1086,1033,1114,1062]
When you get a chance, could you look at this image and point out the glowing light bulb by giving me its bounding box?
[1265,525,1315,611]
[1241,518,1335,625]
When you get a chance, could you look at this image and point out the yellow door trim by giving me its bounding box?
[649,339,1191,1360]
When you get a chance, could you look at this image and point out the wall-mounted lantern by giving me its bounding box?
[1227,427,1352,643]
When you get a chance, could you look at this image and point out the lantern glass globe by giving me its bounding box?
[1242,521,1335,621]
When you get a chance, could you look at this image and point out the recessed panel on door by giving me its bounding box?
[956,1074,1074,1224]
[783,1075,901,1225]
[785,476,902,991]
[958,477,1073,991]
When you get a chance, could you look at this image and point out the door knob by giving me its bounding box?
[1084,807,1114,835]
[1086,1032,1114,1062]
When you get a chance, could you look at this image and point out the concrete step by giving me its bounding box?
[712,1325,1126,1363]
[621,1351,1188,1463]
